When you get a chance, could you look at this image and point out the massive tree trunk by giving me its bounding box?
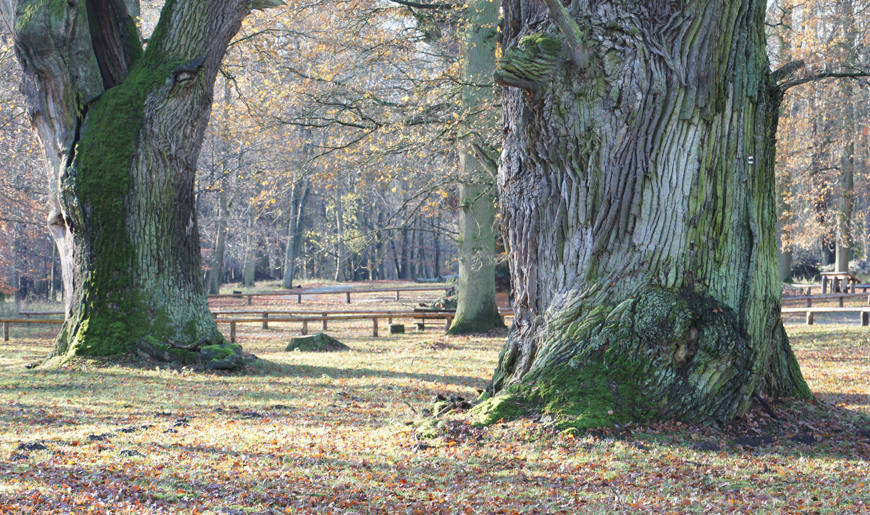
[479,0,811,428]
[2,0,275,367]
[449,0,505,335]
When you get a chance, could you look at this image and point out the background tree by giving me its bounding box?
[448,0,504,334]
[768,0,869,277]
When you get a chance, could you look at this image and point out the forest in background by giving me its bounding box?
[0,0,866,301]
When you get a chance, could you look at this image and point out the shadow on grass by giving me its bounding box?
[248,359,487,389]
[612,399,870,462]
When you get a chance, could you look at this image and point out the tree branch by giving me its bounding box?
[86,0,143,88]
[541,0,587,67]
[388,0,453,10]
[772,60,870,92]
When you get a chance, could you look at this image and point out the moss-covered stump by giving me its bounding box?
[474,288,810,430]
[136,338,244,370]
[285,333,348,352]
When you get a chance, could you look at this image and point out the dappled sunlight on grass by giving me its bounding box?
[0,322,866,512]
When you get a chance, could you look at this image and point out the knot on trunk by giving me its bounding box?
[495,33,562,90]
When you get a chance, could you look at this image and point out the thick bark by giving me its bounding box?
[480,0,811,428]
[282,179,309,288]
[449,0,504,335]
[3,0,265,367]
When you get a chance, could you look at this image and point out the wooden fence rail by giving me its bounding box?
[1,318,64,341]
[213,311,481,342]
[207,285,453,306]
[781,307,870,326]
[782,292,870,308]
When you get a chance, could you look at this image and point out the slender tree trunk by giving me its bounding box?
[835,146,854,272]
[242,215,257,287]
[433,213,442,279]
[834,0,856,274]
[333,189,345,282]
[399,226,411,280]
[449,0,503,334]
[282,179,309,288]
[2,0,271,366]
[207,189,228,294]
[480,0,810,428]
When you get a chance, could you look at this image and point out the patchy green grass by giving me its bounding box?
[0,320,867,512]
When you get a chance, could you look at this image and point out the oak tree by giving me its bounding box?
[1,0,280,366]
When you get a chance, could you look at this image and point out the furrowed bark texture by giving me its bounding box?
[482,0,811,428]
[5,0,255,367]
[449,0,504,334]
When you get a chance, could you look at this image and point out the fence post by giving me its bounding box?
[297,293,302,304]
[322,313,328,331]
[301,320,308,335]
[230,321,237,343]
[861,311,868,327]
[346,292,351,304]
[247,295,253,306]
[262,312,269,329]
[395,290,400,301]
[805,312,813,325]
[372,318,378,337]
[3,321,9,342]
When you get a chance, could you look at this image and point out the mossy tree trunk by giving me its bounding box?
[481,0,811,428]
[448,0,504,335]
[3,0,278,367]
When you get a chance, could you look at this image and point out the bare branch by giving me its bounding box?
[773,60,870,92]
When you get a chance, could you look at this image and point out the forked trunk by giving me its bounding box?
[479,0,810,428]
[3,0,270,367]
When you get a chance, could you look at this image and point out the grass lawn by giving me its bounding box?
[0,321,867,512]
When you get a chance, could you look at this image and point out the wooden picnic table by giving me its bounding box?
[820,272,861,294]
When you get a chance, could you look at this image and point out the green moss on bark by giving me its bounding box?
[62,57,183,359]
[480,287,765,429]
